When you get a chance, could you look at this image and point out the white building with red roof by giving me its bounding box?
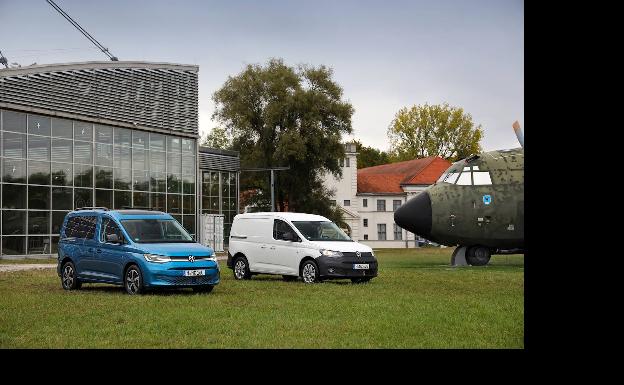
[322,143,451,248]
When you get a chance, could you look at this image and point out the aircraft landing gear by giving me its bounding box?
[451,245,492,266]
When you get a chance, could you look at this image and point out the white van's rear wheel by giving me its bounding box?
[233,256,251,280]
[301,260,319,284]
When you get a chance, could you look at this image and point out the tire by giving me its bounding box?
[282,275,298,282]
[61,261,81,290]
[300,260,320,284]
[124,265,144,295]
[193,285,214,293]
[233,256,251,280]
[466,246,491,266]
[351,277,371,284]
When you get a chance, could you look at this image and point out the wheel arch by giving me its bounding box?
[298,256,317,277]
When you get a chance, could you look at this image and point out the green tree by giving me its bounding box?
[212,58,354,223]
[388,103,483,162]
[200,127,232,150]
[353,140,391,169]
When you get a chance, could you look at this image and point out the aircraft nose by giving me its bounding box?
[394,191,432,237]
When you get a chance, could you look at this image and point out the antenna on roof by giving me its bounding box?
[0,50,8,68]
[46,0,119,61]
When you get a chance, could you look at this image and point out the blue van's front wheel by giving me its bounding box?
[125,265,144,295]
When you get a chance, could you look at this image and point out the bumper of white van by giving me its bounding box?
[316,256,378,279]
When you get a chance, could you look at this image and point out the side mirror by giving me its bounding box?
[106,233,121,243]
[283,232,294,241]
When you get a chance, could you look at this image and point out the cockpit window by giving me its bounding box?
[473,171,492,185]
[444,172,460,184]
[456,172,472,185]
[439,166,493,186]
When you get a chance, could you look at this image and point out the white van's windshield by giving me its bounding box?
[291,221,352,242]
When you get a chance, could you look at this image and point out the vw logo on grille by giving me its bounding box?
[356,251,361,258]
[188,255,195,262]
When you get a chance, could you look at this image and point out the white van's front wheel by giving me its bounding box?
[233,257,251,280]
[301,260,319,284]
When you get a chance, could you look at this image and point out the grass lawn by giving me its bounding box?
[0,248,523,348]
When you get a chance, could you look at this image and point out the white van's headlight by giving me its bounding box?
[143,254,171,263]
[370,250,375,257]
[320,249,343,258]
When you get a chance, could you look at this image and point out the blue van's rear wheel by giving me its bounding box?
[61,261,81,290]
[233,256,251,280]
[125,265,143,295]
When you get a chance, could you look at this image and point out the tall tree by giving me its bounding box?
[353,140,391,169]
[200,127,232,150]
[388,103,483,162]
[212,58,354,223]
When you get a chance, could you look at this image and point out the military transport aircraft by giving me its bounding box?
[394,122,524,266]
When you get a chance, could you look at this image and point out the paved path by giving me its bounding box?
[0,256,228,273]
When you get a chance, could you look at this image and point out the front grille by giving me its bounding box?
[156,275,216,285]
[341,252,373,258]
[169,255,212,261]
[168,266,217,271]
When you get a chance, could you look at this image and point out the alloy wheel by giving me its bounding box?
[126,268,141,294]
[302,263,316,283]
[62,264,74,289]
[234,260,246,279]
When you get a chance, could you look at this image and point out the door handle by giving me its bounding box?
[269,246,275,250]
[260,245,267,249]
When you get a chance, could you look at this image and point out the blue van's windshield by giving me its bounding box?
[120,219,194,243]
[291,221,352,242]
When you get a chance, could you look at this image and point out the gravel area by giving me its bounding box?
[0,264,57,273]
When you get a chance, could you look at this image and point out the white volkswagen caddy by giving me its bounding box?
[227,212,378,283]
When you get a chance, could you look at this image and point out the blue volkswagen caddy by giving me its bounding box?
[57,208,220,295]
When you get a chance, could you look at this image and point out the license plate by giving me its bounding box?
[353,264,369,270]
[183,269,206,277]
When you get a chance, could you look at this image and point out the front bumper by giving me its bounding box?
[141,260,220,287]
[316,255,378,279]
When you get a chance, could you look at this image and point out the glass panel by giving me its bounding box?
[2,211,26,235]
[150,172,166,192]
[95,124,113,144]
[456,172,472,185]
[52,118,73,139]
[150,150,166,173]
[152,194,166,211]
[74,122,93,141]
[182,215,195,235]
[3,158,26,183]
[3,132,27,159]
[95,167,113,189]
[29,186,50,209]
[167,174,181,193]
[51,236,60,253]
[444,172,459,184]
[2,184,26,209]
[52,211,70,234]
[28,161,51,185]
[182,154,195,172]
[2,236,26,254]
[150,133,165,151]
[95,189,113,208]
[74,188,93,208]
[167,152,181,174]
[28,236,51,254]
[2,110,27,133]
[114,127,132,147]
[133,192,149,208]
[473,172,492,185]
[133,170,149,191]
[167,136,181,153]
[182,138,195,153]
[28,114,51,136]
[167,194,181,213]
[113,146,131,169]
[133,131,148,149]
[28,135,51,161]
[114,168,131,190]
[51,138,72,163]
[52,187,73,210]
[114,190,131,209]
[133,148,147,170]
[183,174,195,194]
[28,211,50,234]
[74,164,93,187]
[95,143,113,166]
[52,163,72,186]
[183,195,195,214]
[171,214,182,226]
[74,141,93,164]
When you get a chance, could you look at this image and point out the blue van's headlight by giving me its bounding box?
[207,251,218,263]
[143,254,171,263]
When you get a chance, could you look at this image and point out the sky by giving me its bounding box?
[0,0,523,151]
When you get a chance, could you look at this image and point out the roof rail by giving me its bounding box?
[75,206,109,211]
[120,206,160,211]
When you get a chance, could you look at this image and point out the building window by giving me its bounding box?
[363,198,367,207]
[377,200,386,211]
[339,158,344,167]
[344,200,350,206]
[363,218,368,227]
[377,224,386,240]
[330,200,336,205]
[345,157,350,167]
[394,224,402,240]
[393,199,402,211]
[363,234,368,240]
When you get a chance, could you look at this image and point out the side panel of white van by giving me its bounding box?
[230,217,274,272]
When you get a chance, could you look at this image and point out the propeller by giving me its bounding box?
[512,121,524,148]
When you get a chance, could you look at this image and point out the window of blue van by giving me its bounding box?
[63,216,97,239]
[121,219,193,243]
[100,218,126,243]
